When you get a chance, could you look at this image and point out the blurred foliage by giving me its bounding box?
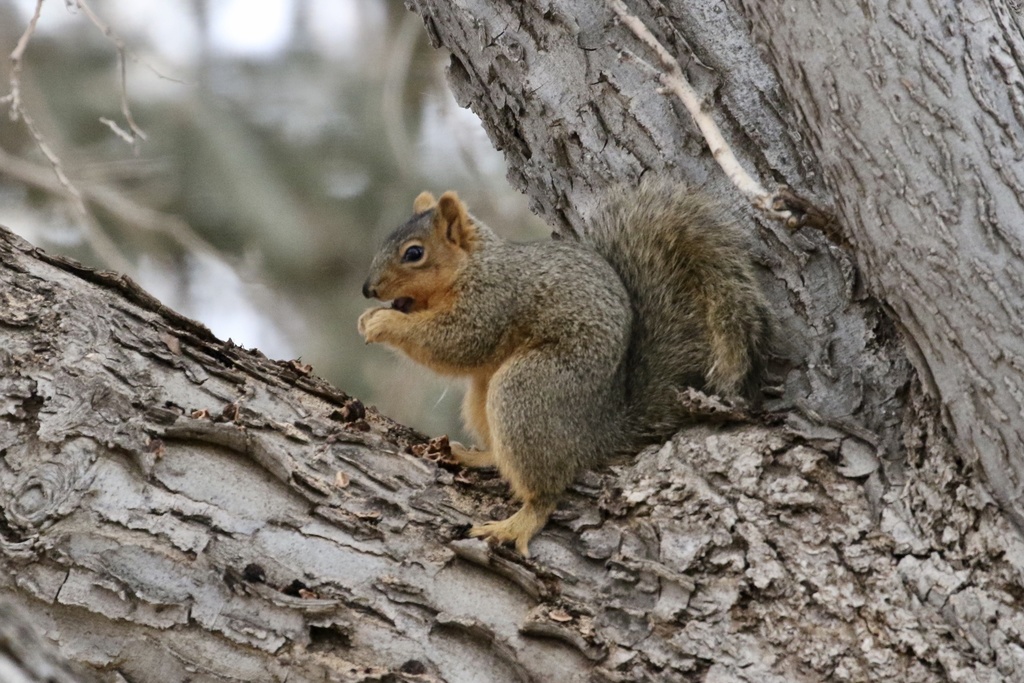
[0,0,547,439]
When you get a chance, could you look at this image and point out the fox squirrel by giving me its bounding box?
[358,181,771,556]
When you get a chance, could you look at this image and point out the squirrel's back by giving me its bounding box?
[576,180,771,444]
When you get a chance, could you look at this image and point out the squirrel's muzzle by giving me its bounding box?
[362,280,375,299]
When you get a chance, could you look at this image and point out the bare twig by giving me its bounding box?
[98,116,136,144]
[607,0,807,224]
[74,0,147,146]
[4,0,132,272]
[4,0,45,115]
[0,146,218,258]
[607,2,840,237]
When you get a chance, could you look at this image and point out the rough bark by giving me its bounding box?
[3,1,1024,682]
[5,217,1017,683]
[734,0,1024,530]
[404,0,1024,679]
[0,599,100,683]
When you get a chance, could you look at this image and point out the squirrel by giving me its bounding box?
[358,180,771,556]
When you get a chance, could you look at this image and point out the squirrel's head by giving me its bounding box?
[362,190,481,314]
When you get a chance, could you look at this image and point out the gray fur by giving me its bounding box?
[579,179,771,443]
[366,182,770,506]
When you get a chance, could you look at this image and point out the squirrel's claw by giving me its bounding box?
[470,519,534,557]
[468,501,556,557]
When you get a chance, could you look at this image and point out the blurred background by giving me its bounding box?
[0,0,547,439]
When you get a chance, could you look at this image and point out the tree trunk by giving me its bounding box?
[3,1,1024,682]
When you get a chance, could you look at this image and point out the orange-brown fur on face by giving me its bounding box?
[363,191,480,316]
[359,191,497,378]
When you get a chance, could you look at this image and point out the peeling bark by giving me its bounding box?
[731,0,1024,532]
[0,228,1020,682]
[4,1,1024,682]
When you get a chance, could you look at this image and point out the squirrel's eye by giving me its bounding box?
[402,245,424,263]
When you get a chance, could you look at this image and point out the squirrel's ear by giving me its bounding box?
[435,191,475,248]
[413,191,436,213]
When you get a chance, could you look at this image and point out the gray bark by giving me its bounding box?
[3,1,1024,682]
[0,600,100,683]
[734,0,1024,529]
[404,0,1024,678]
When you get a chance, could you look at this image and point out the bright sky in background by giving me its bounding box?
[208,0,295,57]
[16,0,368,64]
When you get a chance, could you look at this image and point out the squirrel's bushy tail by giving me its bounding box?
[580,180,772,445]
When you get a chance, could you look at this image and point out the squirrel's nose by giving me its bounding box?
[362,280,375,299]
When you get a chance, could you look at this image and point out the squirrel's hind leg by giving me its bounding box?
[458,373,493,448]
[469,498,558,557]
[450,373,498,468]
[468,350,595,555]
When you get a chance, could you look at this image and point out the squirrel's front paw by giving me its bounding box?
[357,307,398,343]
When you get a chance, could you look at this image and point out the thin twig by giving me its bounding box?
[606,0,785,216]
[4,0,132,272]
[98,116,135,144]
[74,0,147,145]
[5,0,45,115]
[0,146,218,258]
[607,2,839,236]
[382,12,422,178]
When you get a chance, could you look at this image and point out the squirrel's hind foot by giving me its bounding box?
[469,500,557,557]
[450,442,497,468]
